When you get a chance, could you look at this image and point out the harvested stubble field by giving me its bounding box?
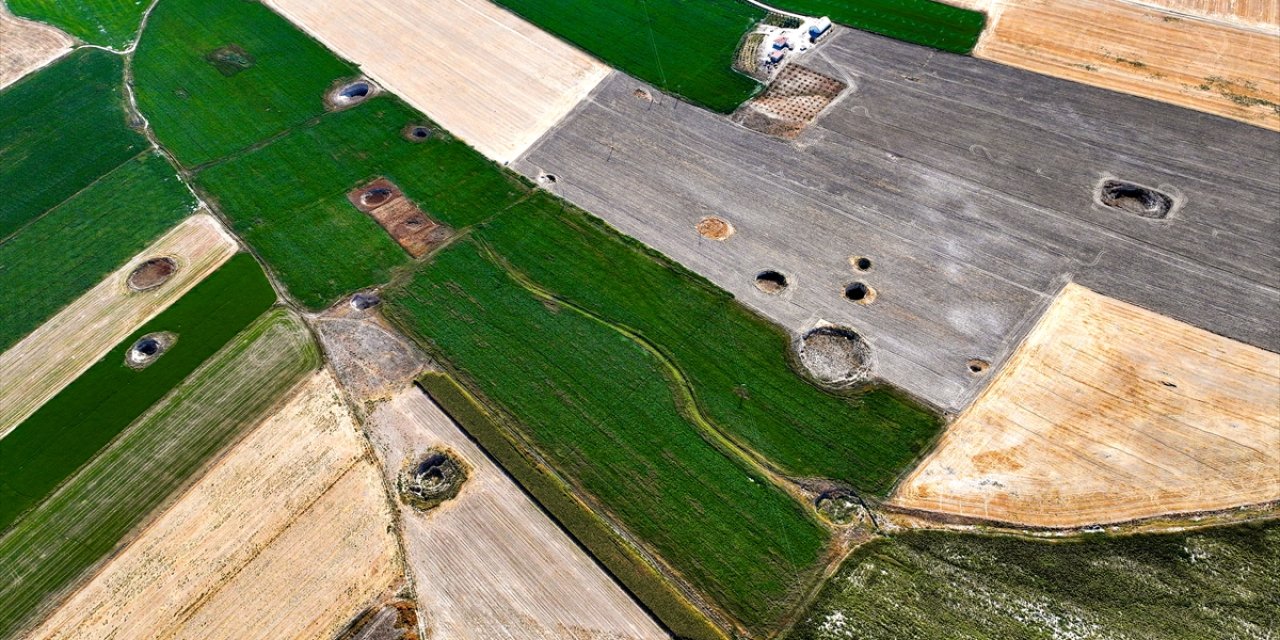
[770,0,986,53]
[26,370,402,640]
[976,0,1280,129]
[0,254,275,530]
[0,48,148,238]
[7,0,150,49]
[387,238,830,635]
[789,523,1280,640]
[133,0,356,166]
[0,6,70,90]
[0,309,318,640]
[367,388,667,640]
[0,213,236,437]
[1130,0,1279,26]
[263,0,609,164]
[893,284,1280,528]
[0,153,196,352]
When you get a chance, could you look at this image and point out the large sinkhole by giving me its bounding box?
[126,332,176,370]
[398,449,467,512]
[755,270,788,294]
[1098,180,1174,219]
[797,325,871,387]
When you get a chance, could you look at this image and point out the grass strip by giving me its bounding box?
[419,372,727,640]
[6,0,150,49]
[0,309,318,639]
[0,253,276,530]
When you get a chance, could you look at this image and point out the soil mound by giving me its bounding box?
[127,257,178,291]
[798,325,871,386]
[696,216,734,240]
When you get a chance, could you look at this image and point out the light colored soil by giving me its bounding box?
[0,213,238,439]
[314,316,427,409]
[0,7,73,90]
[366,389,668,640]
[26,371,402,640]
[695,216,734,240]
[975,0,1280,130]
[261,0,609,163]
[1123,0,1278,29]
[891,283,1280,528]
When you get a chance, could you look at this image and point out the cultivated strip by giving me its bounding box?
[0,213,236,438]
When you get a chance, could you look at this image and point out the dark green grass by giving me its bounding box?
[0,254,275,532]
[772,0,985,54]
[790,523,1280,639]
[479,193,942,495]
[7,0,149,49]
[490,0,763,112]
[0,309,317,640]
[387,240,828,632]
[0,49,146,238]
[420,373,726,640]
[132,0,355,166]
[0,153,195,352]
[196,97,526,309]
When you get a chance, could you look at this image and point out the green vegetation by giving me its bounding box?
[0,153,195,352]
[421,373,727,640]
[0,309,318,639]
[0,49,147,238]
[196,98,523,308]
[389,239,829,631]
[7,0,149,49]
[772,0,985,54]
[0,254,275,531]
[480,194,941,494]
[490,0,763,112]
[790,523,1280,640]
[133,0,354,166]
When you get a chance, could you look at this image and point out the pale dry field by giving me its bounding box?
[1125,0,1278,28]
[892,283,1280,528]
[27,371,402,640]
[0,6,72,90]
[975,0,1280,129]
[0,213,238,438]
[366,389,668,640]
[263,0,609,163]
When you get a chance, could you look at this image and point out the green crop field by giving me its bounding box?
[196,98,524,309]
[481,194,941,495]
[0,254,275,531]
[0,309,317,639]
[133,0,355,166]
[0,49,147,238]
[490,0,763,112]
[0,153,195,352]
[772,0,985,54]
[790,523,1280,639]
[7,0,151,49]
[388,238,829,632]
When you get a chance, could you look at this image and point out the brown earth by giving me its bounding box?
[696,216,735,241]
[891,283,1280,528]
[1125,0,1279,28]
[26,370,402,640]
[261,0,609,163]
[0,214,239,438]
[0,7,72,90]
[365,389,668,640]
[733,64,847,139]
[975,0,1280,130]
[126,257,178,291]
[348,179,451,258]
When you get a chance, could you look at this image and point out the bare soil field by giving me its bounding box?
[261,0,609,163]
[27,371,403,640]
[975,0,1280,129]
[0,213,237,438]
[733,64,847,139]
[1125,0,1278,28]
[314,312,428,411]
[892,283,1280,528]
[0,6,72,90]
[366,389,668,640]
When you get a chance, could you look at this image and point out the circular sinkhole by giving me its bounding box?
[125,332,177,370]
[967,359,990,376]
[327,77,377,109]
[851,256,872,272]
[1098,180,1174,219]
[350,292,380,310]
[402,124,433,142]
[398,449,467,512]
[695,216,734,241]
[537,173,558,186]
[361,187,394,208]
[127,257,178,292]
[755,270,788,294]
[843,282,876,304]
[797,325,871,387]
[815,489,864,525]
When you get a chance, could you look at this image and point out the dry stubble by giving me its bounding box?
[0,7,72,90]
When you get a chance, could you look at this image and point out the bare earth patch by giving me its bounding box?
[696,215,735,241]
[975,0,1280,130]
[0,213,238,438]
[366,389,668,640]
[348,178,451,258]
[262,0,609,163]
[26,371,401,640]
[0,7,73,90]
[733,64,847,139]
[892,283,1280,528]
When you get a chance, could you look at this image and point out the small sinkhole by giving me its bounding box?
[844,282,875,304]
[1098,180,1174,219]
[755,270,788,294]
